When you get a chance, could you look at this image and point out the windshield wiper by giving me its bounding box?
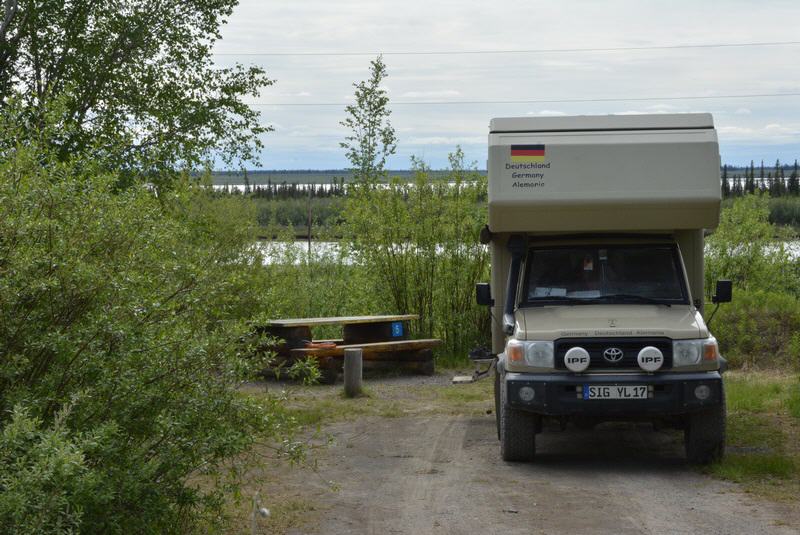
[600,294,671,306]
[527,296,595,305]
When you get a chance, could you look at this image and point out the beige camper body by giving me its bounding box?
[485,114,728,464]
[487,114,720,354]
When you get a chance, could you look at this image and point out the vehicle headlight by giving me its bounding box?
[506,340,554,368]
[673,337,719,367]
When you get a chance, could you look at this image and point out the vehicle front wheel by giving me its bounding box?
[499,378,536,462]
[494,370,501,439]
[684,386,726,464]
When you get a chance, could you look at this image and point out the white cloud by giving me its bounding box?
[400,89,461,99]
[647,103,679,111]
[617,110,672,115]
[718,125,753,135]
[526,110,567,116]
[406,135,484,146]
[717,123,799,141]
[277,91,312,97]
[215,0,800,168]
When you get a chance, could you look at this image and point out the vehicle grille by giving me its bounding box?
[554,337,673,371]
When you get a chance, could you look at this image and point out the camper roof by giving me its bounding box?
[490,113,714,133]
[487,113,721,233]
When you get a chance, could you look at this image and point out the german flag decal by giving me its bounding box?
[510,144,545,162]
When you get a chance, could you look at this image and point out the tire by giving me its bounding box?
[684,385,726,465]
[499,377,536,462]
[494,370,501,440]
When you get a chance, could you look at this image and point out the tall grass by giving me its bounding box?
[706,195,800,370]
[253,197,346,234]
[769,197,800,228]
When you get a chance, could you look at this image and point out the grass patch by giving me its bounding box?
[726,374,787,413]
[223,494,320,535]
[787,383,800,418]
[259,499,319,535]
[284,394,396,427]
[713,454,796,481]
[706,371,800,500]
[438,380,493,404]
[254,372,494,430]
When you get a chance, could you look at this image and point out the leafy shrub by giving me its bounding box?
[0,407,97,534]
[711,290,800,369]
[258,224,381,340]
[344,149,490,362]
[287,358,322,386]
[253,197,346,231]
[0,141,294,532]
[769,197,800,229]
[704,195,800,370]
[705,194,798,296]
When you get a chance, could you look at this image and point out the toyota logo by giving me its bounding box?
[603,347,624,363]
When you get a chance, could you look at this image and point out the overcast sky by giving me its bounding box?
[214,0,800,170]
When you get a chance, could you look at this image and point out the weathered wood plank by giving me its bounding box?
[344,349,433,362]
[265,314,418,328]
[289,339,441,359]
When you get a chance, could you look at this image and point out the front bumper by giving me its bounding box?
[506,371,722,416]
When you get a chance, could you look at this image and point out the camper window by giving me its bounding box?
[522,244,688,306]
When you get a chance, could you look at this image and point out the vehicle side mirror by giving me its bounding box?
[712,280,732,304]
[476,283,494,306]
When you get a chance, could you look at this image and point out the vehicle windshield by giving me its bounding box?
[522,244,688,306]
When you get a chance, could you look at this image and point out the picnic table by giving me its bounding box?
[261,315,440,384]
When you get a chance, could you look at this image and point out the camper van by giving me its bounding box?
[477,114,730,463]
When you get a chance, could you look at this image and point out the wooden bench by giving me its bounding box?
[260,315,440,383]
[290,339,441,359]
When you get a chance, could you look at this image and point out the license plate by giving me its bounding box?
[582,385,649,400]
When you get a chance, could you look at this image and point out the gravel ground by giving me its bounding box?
[254,374,800,535]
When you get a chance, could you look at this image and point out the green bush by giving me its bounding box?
[0,142,294,532]
[705,194,797,296]
[0,407,97,534]
[711,290,800,369]
[253,197,346,231]
[258,225,381,340]
[254,151,492,363]
[705,194,800,370]
[343,149,490,363]
[768,197,800,229]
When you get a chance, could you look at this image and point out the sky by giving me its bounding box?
[214,0,800,170]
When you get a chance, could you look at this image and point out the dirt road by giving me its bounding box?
[255,378,799,534]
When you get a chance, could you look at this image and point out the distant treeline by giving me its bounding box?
[722,159,800,197]
[217,179,347,199]
[214,170,487,201]
[213,162,800,231]
[212,169,476,186]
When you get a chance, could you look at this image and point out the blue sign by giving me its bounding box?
[391,321,404,337]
